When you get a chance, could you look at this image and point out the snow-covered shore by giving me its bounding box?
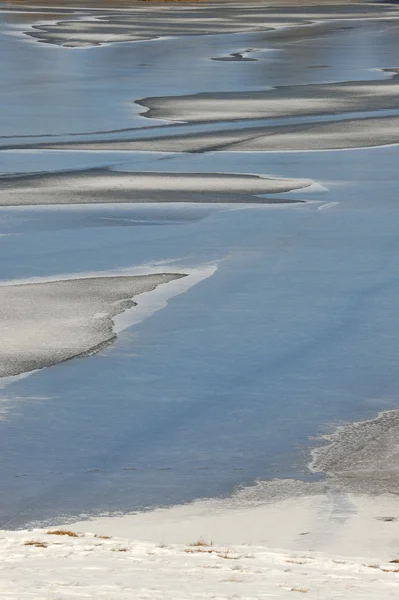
[3,491,399,599]
[69,489,399,558]
[2,530,398,600]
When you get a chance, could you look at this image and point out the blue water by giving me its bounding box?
[1,7,399,528]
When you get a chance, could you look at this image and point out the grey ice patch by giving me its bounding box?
[310,410,399,495]
[228,478,327,507]
[18,4,397,49]
[0,273,185,378]
[46,116,399,153]
[136,77,399,124]
[0,170,312,207]
[20,5,284,48]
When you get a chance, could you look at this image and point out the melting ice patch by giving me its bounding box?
[0,263,217,380]
[0,171,313,206]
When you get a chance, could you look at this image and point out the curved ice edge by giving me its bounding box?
[0,262,218,391]
[113,262,217,334]
[0,371,39,392]
[308,408,399,475]
[5,21,172,50]
[41,143,399,156]
[12,13,322,52]
[283,180,328,194]
[223,142,399,154]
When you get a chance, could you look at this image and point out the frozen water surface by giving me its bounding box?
[0,1,399,528]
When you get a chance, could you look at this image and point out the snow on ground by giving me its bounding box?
[3,491,399,599]
[69,488,399,559]
[2,525,399,599]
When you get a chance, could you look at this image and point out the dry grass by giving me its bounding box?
[365,564,399,573]
[291,587,308,593]
[185,547,214,554]
[111,547,128,552]
[24,541,48,548]
[184,545,239,560]
[382,568,399,573]
[47,529,79,537]
[390,559,399,564]
[189,536,213,547]
[95,534,111,540]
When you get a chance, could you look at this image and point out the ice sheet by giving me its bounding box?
[0,170,312,206]
[0,273,185,377]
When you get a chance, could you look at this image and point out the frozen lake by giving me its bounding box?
[1,1,399,529]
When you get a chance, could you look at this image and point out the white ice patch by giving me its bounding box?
[0,261,218,393]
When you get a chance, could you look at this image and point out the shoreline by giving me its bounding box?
[2,490,399,598]
[67,490,399,559]
[7,405,399,552]
[63,406,399,556]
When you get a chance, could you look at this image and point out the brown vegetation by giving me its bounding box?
[382,568,399,573]
[189,536,213,547]
[185,546,240,560]
[24,540,48,548]
[47,529,79,537]
[185,547,214,554]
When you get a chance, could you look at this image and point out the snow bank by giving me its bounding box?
[3,495,399,600]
